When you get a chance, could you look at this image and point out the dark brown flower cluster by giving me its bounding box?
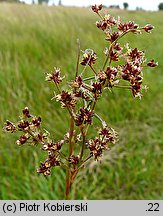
[42,140,63,152]
[96,14,117,31]
[75,107,93,126]
[89,127,117,160]
[68,155,80,166]
[4,107,66,176]
[147,59,158,67]
[97,67,118,87]
[118,45,157,97]
[143,24,154,33]
[56,90,76,109]
[80,49,97,66]
[4,107,44,145]
[4,120,16,133]
[91,4,102,13]
[37,155,60,176]
[46,67,63,84]
[37,138,64,176]
[91,4,157,97]
[118,21,139,33]
[71,76,83,88]
[92,82,102,98]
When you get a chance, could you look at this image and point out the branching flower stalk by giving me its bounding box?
[4,5,158,199]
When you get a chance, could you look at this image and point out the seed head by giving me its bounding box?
[4,120,16,133]
[147,59,158,67]
[80,49,97,66]
[75,107,93,126]
[22,107,31,118]
[72,76,83,88]
[91,4,102,13]
[46,68,63,84]
[143,24,154,33]
[16,134,30,145]
[32,117,41,128]
[18,120,30,131]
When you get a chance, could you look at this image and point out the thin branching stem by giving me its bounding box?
[114,85,131,89]
[65,116,74,200]
[83,76,95,81]
[89,64,97,75]
[75,39,81,78]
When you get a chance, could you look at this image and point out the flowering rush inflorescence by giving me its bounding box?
[4,5,157,199]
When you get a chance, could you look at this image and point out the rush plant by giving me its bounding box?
[4,5,158,199]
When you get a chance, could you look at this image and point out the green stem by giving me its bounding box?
[114,85,131,89]
[94,113,106,126]
[83,76,95,81]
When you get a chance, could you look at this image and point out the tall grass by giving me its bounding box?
[0,3,163,199]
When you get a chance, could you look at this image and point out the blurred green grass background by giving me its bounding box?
[0,3,163,199]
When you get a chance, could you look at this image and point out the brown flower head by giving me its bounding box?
[68,155,79,165]
[110,51,119,61]
[56,90,76,108]
[42,140,64,152]
[72,76,83,88]
[106,32,120,43]
[75,107,93,126]
[113,43,122,51]
[16,134,30,145]
[46,68,63,84]
[97,70,107,83]
[122,62,142,81]
[32,117,41,128]
[147,59,158,67]
[37,155,60,176]
[143,24,154,33]
[92,82,102,97]
[4,120,16,133]
[96,20,108,31]
[18,120,30,131]
[105,66,118,82]
[22,107,31,118]
[118,21,139,32]
[91,4,102,13]
[104,15,117,26]
[130,76,142,97]
[89,137,107,160]
[99,127,117,143]
[80,49,97,66]
[37,162,51,176]
[128,48,144,63]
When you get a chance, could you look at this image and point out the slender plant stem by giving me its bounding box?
[71,154,93,183]
[65,117,74,200]
[114,85,131,89]
[97,12,104,20]
[89,64,97,75]
[83,76,95,81]
[75,39,80,78]
[79,126,86,161]
[94,113,106,125]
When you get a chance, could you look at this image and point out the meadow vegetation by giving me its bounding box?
[0,3,162,199]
